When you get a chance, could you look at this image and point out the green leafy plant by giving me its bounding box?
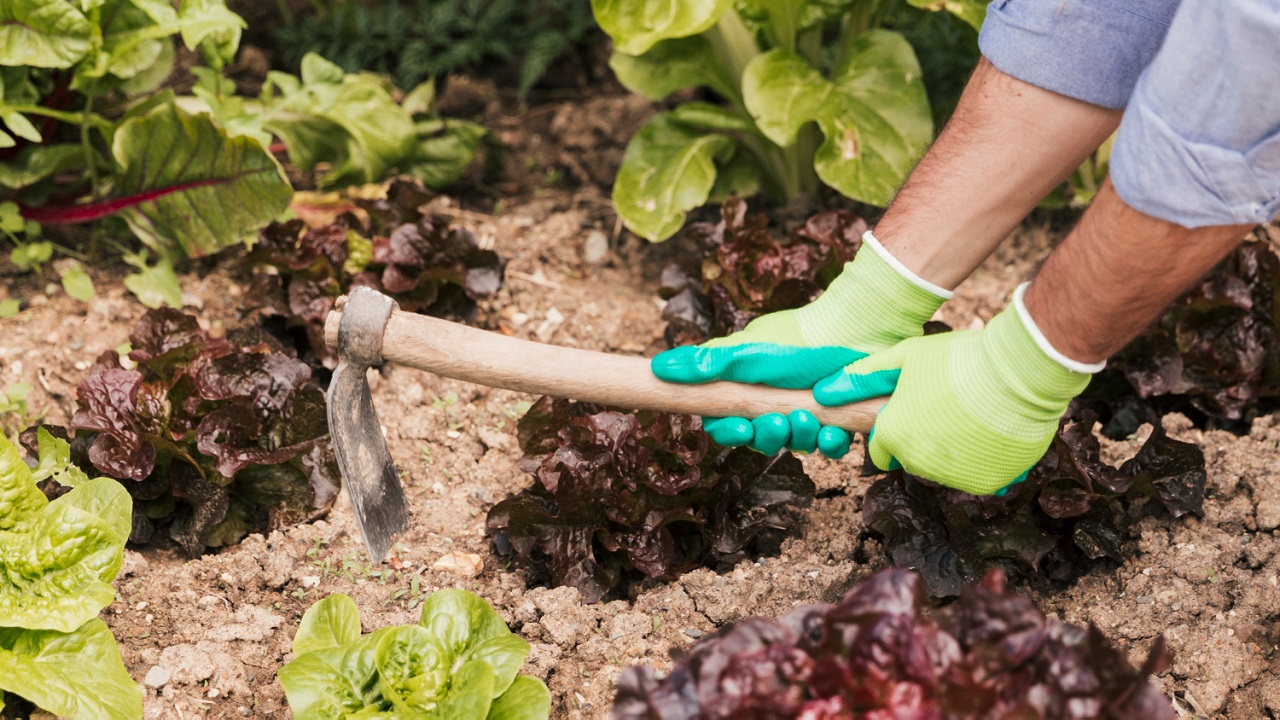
[594,0,987,240]
[279,590,550,719]
[188,55,487,191]
[0,431,142,719]
[59,308,341,555]
[1,0,291,261]
[273,0,601,96]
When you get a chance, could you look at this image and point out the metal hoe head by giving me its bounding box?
[326,287,410,562]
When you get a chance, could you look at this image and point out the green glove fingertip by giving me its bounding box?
[750,413,790,455]
[703,417,753,447]
[787,409,820,453]
[994,468,1032,497]
[816,426,851,459]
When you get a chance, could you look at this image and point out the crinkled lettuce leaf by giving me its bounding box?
[0,435,130,633]
[279,590,546,720]
[0,619,142,720]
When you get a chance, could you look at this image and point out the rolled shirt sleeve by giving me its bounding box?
[979,0,1182,109]
[1109,0,1280,227]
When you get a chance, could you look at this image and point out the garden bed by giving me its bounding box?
[4,177,1279,717]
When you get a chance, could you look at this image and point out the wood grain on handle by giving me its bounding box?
[324,308,881,433]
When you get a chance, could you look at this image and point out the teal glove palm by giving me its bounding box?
[813,284,1101,495]
[651,233,951,457]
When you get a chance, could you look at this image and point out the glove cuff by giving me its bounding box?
[798,232,951,351]
[982,292,1096,408]
[1011,282,1107,374]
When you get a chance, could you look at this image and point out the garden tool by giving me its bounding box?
[325,286,881,562]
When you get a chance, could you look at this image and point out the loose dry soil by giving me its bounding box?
[3,89,1280,719]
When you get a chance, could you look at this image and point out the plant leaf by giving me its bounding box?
[294,593,363,656]
[31,427,90,487]
[123,253,184,309]
[1,111,40,142]
[905,0,989,31]
[0,436,130,633]
[0,0,92,69]
[0,144,85,190]
[410,118,486,190]
[278,629,390,719]
[487,675,552,720]
[590,0,734,55]
[612,113,736,241]
[434,659,495,720]
[743,31,933,206]
[418,588,513,661]
[59,261,96,302]
[0,619,142,720]
[375,625,448,712]
[608,36,739,102]
[109,102,292,257]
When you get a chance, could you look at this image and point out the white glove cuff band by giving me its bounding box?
[862,231,955,300]
[1013,282,1107,374]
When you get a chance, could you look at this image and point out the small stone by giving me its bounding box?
[208,688,221,698]
[433,551,484,578]
[135,601,148,611]
[220,573,235,586]
[1136,596,1154,604]
[682,629,704,638]
[300,575,321,588]
[196,595,221,608]
[144,665,171,688]
[581,230,609,265]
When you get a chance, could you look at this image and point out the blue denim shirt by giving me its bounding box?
[980,0,1280,228]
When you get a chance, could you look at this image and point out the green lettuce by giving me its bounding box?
[279,591,550,720]
[0,433,141,719]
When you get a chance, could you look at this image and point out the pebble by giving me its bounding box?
[581,230,609,265]
[144,665,171,688]
[1136,596,1154,604]
[300,575,321,588]
[196,595,221,608]
[682,629,704,638]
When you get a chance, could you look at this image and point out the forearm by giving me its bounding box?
[874,58,1122,289]
[1024,178,1253,364]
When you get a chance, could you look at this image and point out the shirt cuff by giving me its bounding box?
[978,0,1177,109]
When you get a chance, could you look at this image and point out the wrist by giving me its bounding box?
[1012,283,1107,374]
[798,232,952,351]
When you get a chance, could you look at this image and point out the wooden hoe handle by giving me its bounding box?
[325,305,881,434]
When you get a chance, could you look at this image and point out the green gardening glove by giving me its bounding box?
[812,283,1102,495]
[651,233,951,457]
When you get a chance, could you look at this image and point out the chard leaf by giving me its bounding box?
[0,436,130,633]
[109,102,292,257]
[590,0,734,55]
[487,676,552,720]
[0,619,142,720]
[743,31,932,206]
[0,0,92,69]
[278,628,391,719]
[608,36,739,102]
[0,144,85,190]
[293,593,363,656]
[612,113,736,241]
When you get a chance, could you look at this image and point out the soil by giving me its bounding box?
[3,87,1280,720]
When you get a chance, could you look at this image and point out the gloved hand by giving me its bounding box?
[812,283,1102,495]
[651,232,951,457]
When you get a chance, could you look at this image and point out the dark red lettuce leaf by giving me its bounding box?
[486,397,815,603]
[612,568,1174,720]
[65,308,340,554]
[246,178,505,367]
[661,198,865,347]
[1084,239,1280,434]
[863,410,1205,598]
